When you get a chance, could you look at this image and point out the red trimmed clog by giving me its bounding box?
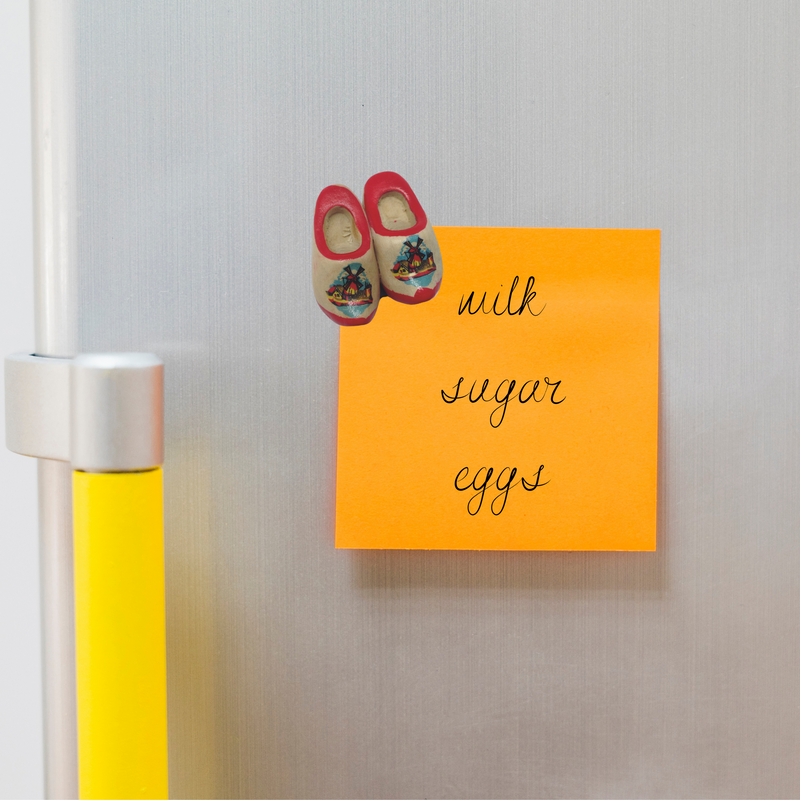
[312,185,380,326]
[363,171,442,304]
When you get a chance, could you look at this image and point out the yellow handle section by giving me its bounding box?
[73,468,168,799]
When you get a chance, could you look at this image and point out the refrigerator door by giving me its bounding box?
[34,1,800,797]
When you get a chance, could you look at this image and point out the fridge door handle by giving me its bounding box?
[5,351,168,799]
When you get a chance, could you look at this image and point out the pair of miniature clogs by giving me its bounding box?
[312,172,442,326]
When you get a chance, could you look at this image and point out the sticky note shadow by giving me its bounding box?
[351,547,666,592]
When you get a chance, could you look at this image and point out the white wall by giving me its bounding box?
[0,1,44,796]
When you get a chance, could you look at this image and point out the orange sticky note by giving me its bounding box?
[336,227,660,550]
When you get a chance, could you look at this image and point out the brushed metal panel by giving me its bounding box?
[64,0,800,796]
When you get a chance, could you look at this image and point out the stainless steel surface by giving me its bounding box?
[31,0,79,794]
[49,0,800,796]
[70,353,164,472]
[5,354,70,462]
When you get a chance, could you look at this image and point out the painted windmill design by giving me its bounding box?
[326,263,373,310]
[391,235,437,284]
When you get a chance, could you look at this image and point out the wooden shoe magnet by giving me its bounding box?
[312,185,380,326]
[363,172,442,304]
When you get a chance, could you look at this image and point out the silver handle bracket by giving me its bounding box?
[5,352,164,472]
